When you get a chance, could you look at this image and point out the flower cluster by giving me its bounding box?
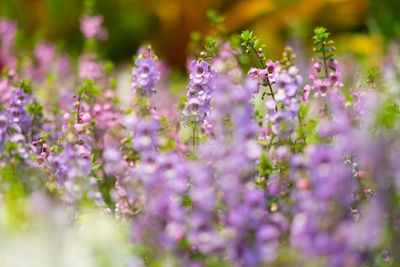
[131,49,161,97]
[182,60,216,125]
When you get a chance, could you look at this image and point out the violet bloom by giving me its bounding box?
[190,60,213,84]
[264,65,303,138]
[131,118,159,152]
[132,57,160,97]
[7,87,32,133]
[290,144,357,266]
[183,60,216,125]
[0,87,32,159]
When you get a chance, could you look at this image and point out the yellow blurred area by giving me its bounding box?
[1,0,374,65]
[140,0,371,63]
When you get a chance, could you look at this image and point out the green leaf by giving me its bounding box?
[92,164,101,172]
[77,86,83,95]
[376,101,400,129]
[299,102,309,119]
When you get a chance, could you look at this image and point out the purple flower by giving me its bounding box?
[183,60,216,126]
[190,60,213,84]
[131,118,159,152]
[132,58,160,97]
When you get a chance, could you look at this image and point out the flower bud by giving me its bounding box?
[328,59,338,69]
[313,62,322,72]
[74,123,84,132]
[36,156,44,165]
[104,90,114,99]
[296,178,309,190]
[63,112,71,121]
[81,113,92,123]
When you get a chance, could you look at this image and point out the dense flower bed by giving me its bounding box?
[1,11,400,267]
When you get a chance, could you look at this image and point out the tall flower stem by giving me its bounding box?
[192,123,197,154]
[321,43,329,78]
[250,44,278,111]
[76,94,82,123]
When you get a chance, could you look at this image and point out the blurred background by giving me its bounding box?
[0,0,399,68]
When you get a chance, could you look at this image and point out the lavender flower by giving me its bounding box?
[182,60,216,125]
[132,57,160,97]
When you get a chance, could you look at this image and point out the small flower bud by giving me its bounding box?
[63,112,71,121]
[328,59,338,69]
[81,113,92,123]
[36,156,44,165]
[104,90,114,99]
[288,66,299,76]
[313,62,322,72]
[42,143,48,150]
[74,123,85,132]
[296,178,309,190]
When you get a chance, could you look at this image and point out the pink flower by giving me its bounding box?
[80,15,108,40]
[313,62,322,72]
[79,56,103,80]
[328,59,339,69]
[81,113,92,123]
[0,18,17,47]
[74,123,85,132]
[266,59,279,73]
[301,84,311,102]
[63,112,71,121]
[328,70,343,87]
[247,66,259,79]
[313,78,330,97]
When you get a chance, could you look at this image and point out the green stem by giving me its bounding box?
[321,43,329,78]
[267,134,275,151]
[249,44,278,111]
[192,124,197,154]
[297,113,307,145]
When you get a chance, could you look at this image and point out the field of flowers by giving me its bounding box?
[1,3,400,267]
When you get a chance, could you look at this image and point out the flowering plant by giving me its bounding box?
[1,9,400,267]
